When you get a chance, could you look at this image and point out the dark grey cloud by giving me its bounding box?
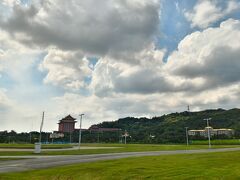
[0,0,160,57]
[174,46,240,90]
[113,69,195,94]
[114,72,170,94]
[91,56,199,96]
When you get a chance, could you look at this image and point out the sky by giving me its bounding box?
[0,0,240,132]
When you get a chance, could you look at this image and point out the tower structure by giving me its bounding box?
[58,115,77,133]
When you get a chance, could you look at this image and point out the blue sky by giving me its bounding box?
[0,0,240,132]
[158,0,240,59]
[157,0,196,56]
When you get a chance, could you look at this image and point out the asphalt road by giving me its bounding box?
[0,146,120,152]
[0,147,240,173]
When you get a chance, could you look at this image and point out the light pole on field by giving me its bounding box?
[39,111,45,143]
[204,118,212,149]
[78,114,84,149]
[122,130,129,144]
[185,127,189,146]
[124,130,127,144]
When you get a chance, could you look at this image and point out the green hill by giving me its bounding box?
[94,108,240,143]
[2,108,240,144]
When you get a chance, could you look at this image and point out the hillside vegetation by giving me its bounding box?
[93,108,240,143]
[1,108,240,144]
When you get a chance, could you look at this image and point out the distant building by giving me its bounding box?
[88,125,121,132]
[188,127,234,137]
[58,115,77,133]
[57,116,121,133]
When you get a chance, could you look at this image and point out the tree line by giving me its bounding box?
[1,108,240,144]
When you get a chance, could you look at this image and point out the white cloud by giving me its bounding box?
[51,92,181,128]
[166,19,240,92]
[86,18,240,122]
[0,0,160,57]
[51,84,240,129]
[185,0,240,28]
[0,0,162,91]
[0,29,40,84]
[0,89,11,109]
[90,45,168,96]
[1,1,240,132]
[39,48,92,90]
[0,29,54,132]
[90,19,240,98]
[1,0,20,7]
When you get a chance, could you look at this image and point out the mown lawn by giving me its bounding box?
[0,143,239,156]
[1,151,240,179]
[191,139,240,145]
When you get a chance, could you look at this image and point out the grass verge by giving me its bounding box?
[191,139,240,145]
[1,151,240,179]
[0,143,239,156]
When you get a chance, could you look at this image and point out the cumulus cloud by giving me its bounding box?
[0,0,162,91]
[0,29,40,84]
[90,46,173,96]
[1,0,240,132]
[185,0,240,28]
[173,47,240,87]
[51,92,180,128]
[0,89,11,110]
[39,48,92,90]
[0,0,160,57]
[1,0,21,7]
[166,19,240,92]
[91,19,240,96]
[52,84,240,129]
[0,29,48,131]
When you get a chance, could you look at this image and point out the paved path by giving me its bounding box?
[0,146,120,152]
[0,147,240,173]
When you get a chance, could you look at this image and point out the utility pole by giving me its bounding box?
[39,111,45,143]
[204,118,212,149]
[123,130,129,144]
[29,119,33,144]
[29,131,31,144]
[125,130,127,144]
[97,131,100,143]
[35,111,44,154]
[46,133,49,144]
[69,133,72,144]
[185,127,189,146]
[78,114,84,149]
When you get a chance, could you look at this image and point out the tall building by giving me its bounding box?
[58,115,77,133]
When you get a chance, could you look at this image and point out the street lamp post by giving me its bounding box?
[204,118,212,149]
[124,130,127,144]
[39,111,45,143]
[78,114,84,149]
[185,127,189,146]
[122,130,128,144]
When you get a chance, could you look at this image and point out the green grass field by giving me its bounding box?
[0,143,239,156]
[191,139,240,145]
[1,151,240,179]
